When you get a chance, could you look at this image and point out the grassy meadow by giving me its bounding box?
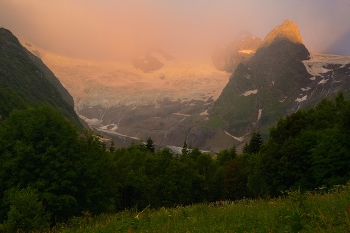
[49,184,350,233]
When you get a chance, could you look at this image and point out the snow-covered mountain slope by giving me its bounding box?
[20,39,232,150]
[303,53,350,77]
[20,39,229,109]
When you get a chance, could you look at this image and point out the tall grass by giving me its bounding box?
[7,183,350,233]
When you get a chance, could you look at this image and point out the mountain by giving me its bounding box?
[209,20,350,143]
[211,33,262,73]
[0,27,83,128]
[19,38,230,149]
[22,43,74,107]
[17,20,350,152]
[260,20,303,47]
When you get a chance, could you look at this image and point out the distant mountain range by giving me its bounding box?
[10,20,350,151]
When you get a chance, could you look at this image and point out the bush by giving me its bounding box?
[4,187,50,232]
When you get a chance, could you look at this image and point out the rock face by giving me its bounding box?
[211,34,262,73]
[261,20,303,47]
[210,39,311,140]
[132,47,175,73]
[209,20,350,148]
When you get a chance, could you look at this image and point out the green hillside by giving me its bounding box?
[0,27,82,128]
[43,185,350,232]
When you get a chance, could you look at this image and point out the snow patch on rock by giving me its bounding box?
[301,87,311,91]
[79,115,102,126]
[173,113,191,117]
[242,89,258,96]
[239,50,254,54]
[199,110,208,116]
[318,79,328,85]
[303,53,350,77]
[279,97,287,102]
[257,109,262,121]
[100,125,109,130]
[224,131,244,142]
[110,125,118,131]
[295,95,307,102]
[99,128,140,141]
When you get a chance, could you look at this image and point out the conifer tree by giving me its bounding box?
[242,142,249,154]
[182,140,189,155]
[248,131,263,154]
[230,144,237,158]
[146,137,155,153]
[109,140,115,153]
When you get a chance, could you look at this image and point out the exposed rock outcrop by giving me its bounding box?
[261,20,303,47]
[132,46,175,73]
[209,20,311,141]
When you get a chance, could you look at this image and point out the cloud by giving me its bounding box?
[0,0,349,61]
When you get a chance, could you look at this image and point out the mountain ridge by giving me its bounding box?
[261,20,303,48]
[0,27,83,128]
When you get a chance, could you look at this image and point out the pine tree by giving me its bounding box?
[146,137,155,153]
[109,140,115,153]
[182,140,189,155]
[248,131,263,154]
[242,142,249,154]
[230,144,237,158]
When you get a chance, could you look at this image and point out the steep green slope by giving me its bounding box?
[23,48,74,107]
[0,28,82,128]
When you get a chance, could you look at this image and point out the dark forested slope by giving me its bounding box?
[0,27,82,128]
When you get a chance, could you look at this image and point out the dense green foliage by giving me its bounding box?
[3,187,50,232]
[0,86,28,119]
[1,93,350,232]
[248,93,350,197]
[0,105,116,225]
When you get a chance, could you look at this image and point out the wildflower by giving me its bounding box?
[338,212,341,216]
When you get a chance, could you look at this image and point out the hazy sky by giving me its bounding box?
[1,0,349,61]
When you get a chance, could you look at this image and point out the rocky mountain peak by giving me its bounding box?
[262,20,303,47]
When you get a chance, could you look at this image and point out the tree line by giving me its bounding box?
[0,93,350,231]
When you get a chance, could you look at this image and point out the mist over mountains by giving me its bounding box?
[3,19,350,152]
